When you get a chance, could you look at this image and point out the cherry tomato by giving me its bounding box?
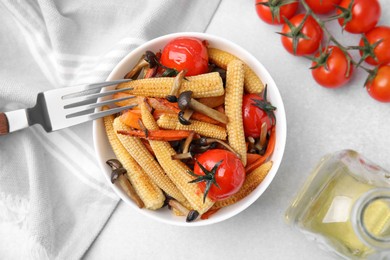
[242,93,275,138]
[160,37,209,76]
[337,0,381,34]
[311,46,354,88]
[366,65,390,103]
[281,14,323,56]
[255,0,299,25]
[305,0,341,14]
[193,149,245,201]
[359,26,390,66]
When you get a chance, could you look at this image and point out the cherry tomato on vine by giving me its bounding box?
[311,46,354,88]
[337,0,381,34]
[280,14,323,56]
[255,0,299,25]
[242,93,276,138]
[160,37,209,76]
[191,149,245,201]
[359,26,390,66]
[305,0,341,14]
[366,65,390,103]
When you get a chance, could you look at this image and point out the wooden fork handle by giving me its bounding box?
[0,112,9,135]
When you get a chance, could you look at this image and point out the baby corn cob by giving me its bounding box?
[140,101,214,214]
[211,161,273,209]
[103,107,165,210]
[116,72,224,98]
[225,60,247,166]
[113,117,188,204]
[157,114,227,140]
[208,48,264,94]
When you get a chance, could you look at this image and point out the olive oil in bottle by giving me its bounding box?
[286,150,390,259]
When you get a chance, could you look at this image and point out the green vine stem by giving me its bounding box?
[300,0,374,75]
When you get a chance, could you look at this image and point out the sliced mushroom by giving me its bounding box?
[186,210,200,222]
[178,109,194,125]
[255,122,268,153]
[106,159,144,208]
[171,152,193,160]
[144,51,159,68]
[189,143,211,154]
[124,55,149,79]
[171,132,195,160]
[168,199,189,215]
[247,136,256,154]
[259,122,268,147]
[110,167,127,183]
[177,91,228,124]
[193,137,241,159]
[182,132,195,154]
[166,69,187,102]
[106,159,123,170]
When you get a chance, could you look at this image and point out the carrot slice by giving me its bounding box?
[201,209,220,220]
[147,98,174,112]
[156,98,181,112]
[117,129,193,141]
[141,139,155,157]
[245,127,276,174]
[120,109,166,128]
[119,110,142,130]
[246,153,262,166]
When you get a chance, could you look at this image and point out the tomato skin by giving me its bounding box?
[255,0,299,25]
[160,37,208,76]
[311,46,354,88]
[281,14,323,56]
[366,65,390,103]
[194,149,245,201]
[359,26,390,66]
[337,0,381,34]
[305,0,341,14]
[242,94,273,138]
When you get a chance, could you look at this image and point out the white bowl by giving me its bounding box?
[93,32,287,226]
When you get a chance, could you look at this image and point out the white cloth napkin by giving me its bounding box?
[0,0,221,259]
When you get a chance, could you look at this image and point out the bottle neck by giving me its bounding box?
[352,188,390,250]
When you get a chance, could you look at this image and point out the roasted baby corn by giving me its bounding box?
[116,72,224,98]
[156,114,227,140]
[211,161,273,209]
[103,107,165,210]
[225,60,247,166]
[208,48,264,94]
[140,101,215,214]
[113,117,188,204]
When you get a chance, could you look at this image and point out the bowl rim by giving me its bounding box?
[93,32,287,226]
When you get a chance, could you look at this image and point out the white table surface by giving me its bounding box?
[83,1,390,259]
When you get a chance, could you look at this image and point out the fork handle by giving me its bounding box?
[0,110,29,135]
[0,113,9,135]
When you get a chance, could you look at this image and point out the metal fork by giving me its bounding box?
[0,79,136,135]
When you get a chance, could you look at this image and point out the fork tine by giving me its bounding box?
[65,95,136,118]
[61,79,132,99]
[64,104,137,127]
[61,87,133,106]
